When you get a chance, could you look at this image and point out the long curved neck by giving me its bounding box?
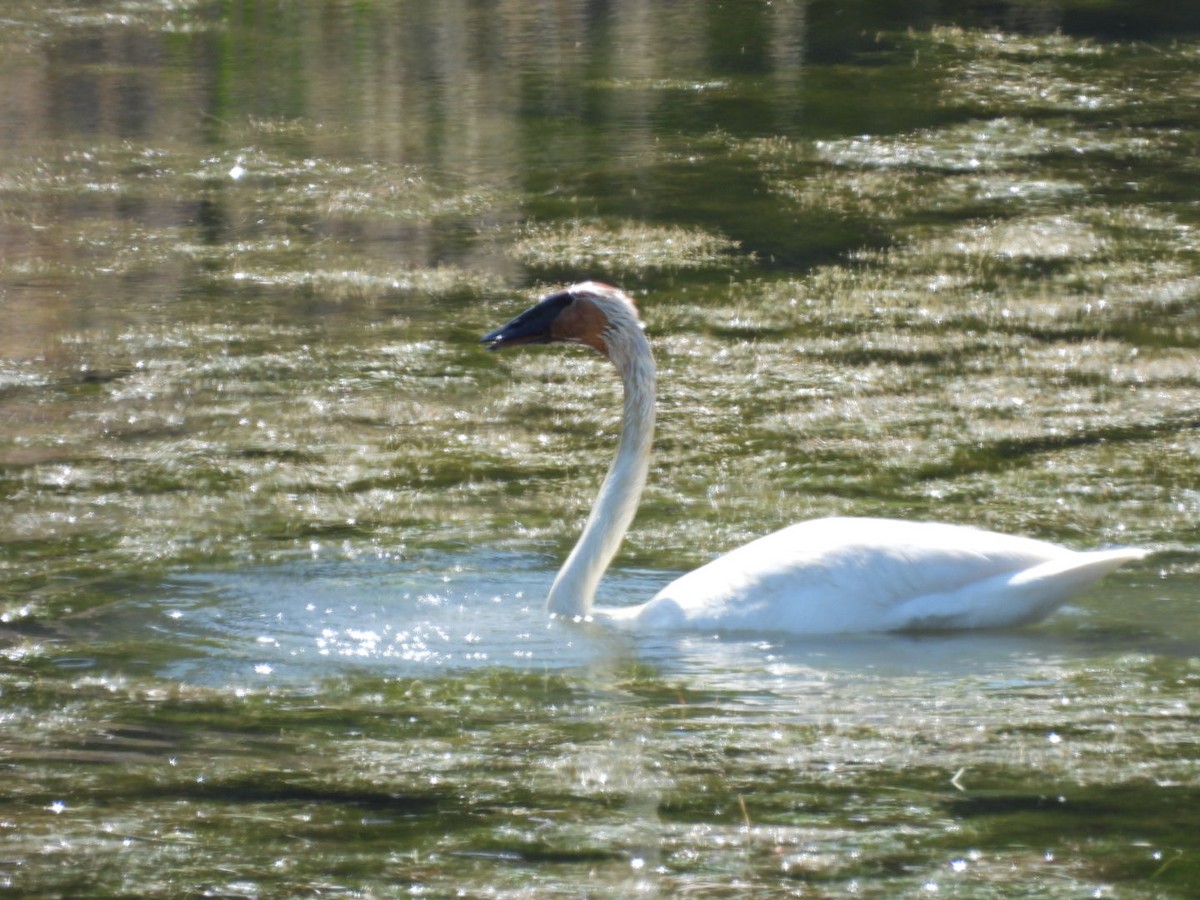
[546,327,656,618]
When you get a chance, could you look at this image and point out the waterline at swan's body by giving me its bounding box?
[483,283,1145,635]
[593,516,1143,633]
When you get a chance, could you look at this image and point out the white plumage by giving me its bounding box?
[482,283,1145,634]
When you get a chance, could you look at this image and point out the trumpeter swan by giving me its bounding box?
[481,282,1145,633]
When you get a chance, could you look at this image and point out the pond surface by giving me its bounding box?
[1,0,1199,896]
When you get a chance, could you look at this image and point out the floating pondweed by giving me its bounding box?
[1,3,1198,897]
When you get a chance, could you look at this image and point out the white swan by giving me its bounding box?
[482,282,1146,633]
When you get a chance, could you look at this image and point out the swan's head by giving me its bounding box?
[481,282,642,359]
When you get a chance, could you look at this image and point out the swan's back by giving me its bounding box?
[620,517,1145,633]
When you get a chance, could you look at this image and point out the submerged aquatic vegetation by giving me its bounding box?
[0,4,1199,897]
[1,646,1197,895]
[511,219,745,274]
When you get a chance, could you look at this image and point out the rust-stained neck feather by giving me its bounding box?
[550,294,611,355]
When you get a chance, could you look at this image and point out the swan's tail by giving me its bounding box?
[888,547,1148,631]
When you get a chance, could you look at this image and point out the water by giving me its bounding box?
[2,1,1199,896]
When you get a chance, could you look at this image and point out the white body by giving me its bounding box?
[486,284,1146,635]
[600,516,1144,633]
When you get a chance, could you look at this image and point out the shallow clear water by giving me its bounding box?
[2,1,1199,896]
[81,555,1195,685]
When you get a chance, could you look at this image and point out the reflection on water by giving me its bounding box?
[158,552,596,683]
[2,1,1200,896]
[116,552,1185,691]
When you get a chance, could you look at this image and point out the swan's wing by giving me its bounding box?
[632,517,1144,634]
[879,545,1147,630]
